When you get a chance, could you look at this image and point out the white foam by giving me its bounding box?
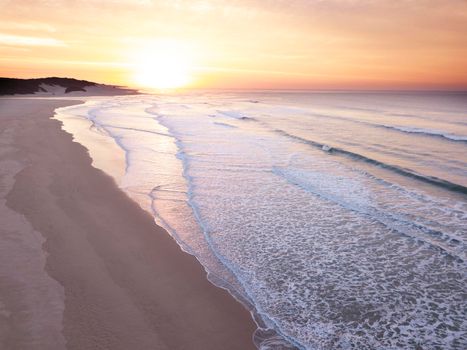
[387,125,467,142]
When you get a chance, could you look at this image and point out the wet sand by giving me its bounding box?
[0,98,256,350]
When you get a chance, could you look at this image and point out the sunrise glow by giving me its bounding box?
[1,1,466,89]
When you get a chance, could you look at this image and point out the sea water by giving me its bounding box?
[56,91,467,349]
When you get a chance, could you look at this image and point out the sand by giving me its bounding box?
[0,98,256,350]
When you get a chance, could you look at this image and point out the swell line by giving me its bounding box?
[272,128,467,195]
[300,111,467,143]
[379,125,467,142]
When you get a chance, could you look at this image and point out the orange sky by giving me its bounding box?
[1,0,467,90]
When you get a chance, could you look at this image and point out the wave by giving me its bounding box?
[213,122,237,128]
[301,112,467,143]
[99,124,173,138]
[283,108,466,144]
[216,110,257,121]
[272,128,467,195]
[273,167,465,261]
[380,125,467,142]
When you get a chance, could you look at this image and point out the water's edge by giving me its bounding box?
[53,99,300,350]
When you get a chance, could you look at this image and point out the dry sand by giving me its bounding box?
[0,98,256,350]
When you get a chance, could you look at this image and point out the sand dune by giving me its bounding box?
[0,77,137,96]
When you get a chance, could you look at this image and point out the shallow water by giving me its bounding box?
[57,91,467,349]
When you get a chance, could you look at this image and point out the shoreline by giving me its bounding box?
[0,97,257,349]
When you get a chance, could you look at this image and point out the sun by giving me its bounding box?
[131,40,194,90]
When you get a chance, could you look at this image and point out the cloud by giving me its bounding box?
[0,34,65,47]
[0,21,57,32]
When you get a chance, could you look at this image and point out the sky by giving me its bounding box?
[1,0,467,90]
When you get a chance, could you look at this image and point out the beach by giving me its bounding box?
[1,92,465,349]
[0,98,257,350]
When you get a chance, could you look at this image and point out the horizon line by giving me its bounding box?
[2,76,467,93]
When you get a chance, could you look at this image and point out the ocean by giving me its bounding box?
[56,91,466,349]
